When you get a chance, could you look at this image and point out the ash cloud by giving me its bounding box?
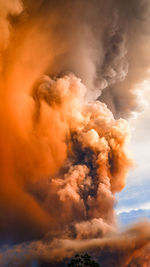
[17,0,150,118]
[0,0,150,267]
[4,0,150,116]
[1,221,150,267]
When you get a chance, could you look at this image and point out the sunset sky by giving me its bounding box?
[0,1,150,266]
[117,85,150,224]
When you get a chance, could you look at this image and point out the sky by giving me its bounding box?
[116,83,150,225]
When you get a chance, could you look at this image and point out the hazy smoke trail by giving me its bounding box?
[1,220,150,267]
[0,0,150,266]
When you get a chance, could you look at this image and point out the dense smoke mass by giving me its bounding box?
[0,0,150,266]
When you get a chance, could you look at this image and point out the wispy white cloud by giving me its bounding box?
[116,202,150,215]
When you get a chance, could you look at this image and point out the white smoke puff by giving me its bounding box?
[84,101,115,130]
[53,74,87,100]
[111,119,130,144]
[79,129,100,149]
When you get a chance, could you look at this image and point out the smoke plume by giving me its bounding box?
[0,0,150,266]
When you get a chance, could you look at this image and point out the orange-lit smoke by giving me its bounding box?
[0,72,133,266]
[0,70,131,239]
[0,0,150,267]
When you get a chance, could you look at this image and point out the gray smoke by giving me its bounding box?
[12,0,150,118]
[0,0,150,267]
[4,0,150,118]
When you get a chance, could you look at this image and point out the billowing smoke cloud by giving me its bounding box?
[0,0,150,266]
[1,220,150,267]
